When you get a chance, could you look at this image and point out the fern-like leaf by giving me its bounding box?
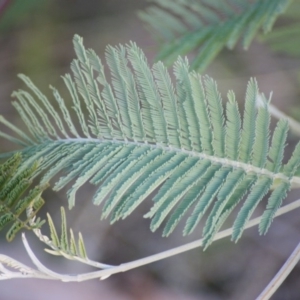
[1,35,299,248]
[0,154,47,241]
[139,0,292,71]
[46,207,87,259]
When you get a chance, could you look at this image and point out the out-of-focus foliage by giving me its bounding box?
[0,0,49,31]
[259,1,300,56]
[139,0,292,71]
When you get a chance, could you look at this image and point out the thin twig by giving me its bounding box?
[256,241,300,300]
[18,197,300,282]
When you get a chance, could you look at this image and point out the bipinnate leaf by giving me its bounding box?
[0,35,299,248]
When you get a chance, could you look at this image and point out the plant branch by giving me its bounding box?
[256,240,300,300]
[94,198,300,279]
[46,137,300,189]
[0,254,53,280]
[3,197,298,282]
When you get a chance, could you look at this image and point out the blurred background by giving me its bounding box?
[1,0,300,299]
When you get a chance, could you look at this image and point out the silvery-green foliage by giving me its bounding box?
[0,35,299,248]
